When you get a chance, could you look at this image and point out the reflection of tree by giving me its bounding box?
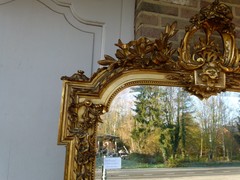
[195,92,239,161]
[98,87,240,163]
[131,86,163,154]
[234,120,240,145]
[98,88,135,151]
[233,96,240,159]
[131,86,195,162]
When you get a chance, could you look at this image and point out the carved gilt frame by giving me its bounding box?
[58,1,240,179]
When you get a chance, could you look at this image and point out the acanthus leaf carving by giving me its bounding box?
[98,22,178,70]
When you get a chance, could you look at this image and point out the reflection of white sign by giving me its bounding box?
[104,157,121,170]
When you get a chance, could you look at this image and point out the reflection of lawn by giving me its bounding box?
[96,157,240,169]
[96,157,164,169]
[121,158,165,169]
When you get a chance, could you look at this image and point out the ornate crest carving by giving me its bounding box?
[177,0,239,98]
[58,1,240,180]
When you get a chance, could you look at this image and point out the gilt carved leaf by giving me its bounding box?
[98,22,178,71]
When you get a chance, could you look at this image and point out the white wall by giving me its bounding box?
[0,0,135,179]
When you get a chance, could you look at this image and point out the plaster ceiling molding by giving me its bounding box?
[37,0,105,73]
[0,0,15,5]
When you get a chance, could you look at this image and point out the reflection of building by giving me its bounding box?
[97,134,120,156]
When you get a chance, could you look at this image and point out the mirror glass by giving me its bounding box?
[96,86,240,172]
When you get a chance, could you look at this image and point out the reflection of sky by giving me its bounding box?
[180,91,240,125]
[220,92,240,122]
[110,87,240,125]
[109,87,136,115]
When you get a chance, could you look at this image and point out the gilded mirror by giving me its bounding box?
[58,1,240,179]
[94,85,240,178]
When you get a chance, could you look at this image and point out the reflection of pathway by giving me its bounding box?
[96,167,240,180]
[127,175,240,180]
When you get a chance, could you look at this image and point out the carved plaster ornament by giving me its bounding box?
[58,1,240,179]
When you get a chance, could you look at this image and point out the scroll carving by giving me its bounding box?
[60,88,105,179]
[59,1,240,180]
[177,0,240,98]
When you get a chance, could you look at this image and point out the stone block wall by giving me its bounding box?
[135,0,240,47]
